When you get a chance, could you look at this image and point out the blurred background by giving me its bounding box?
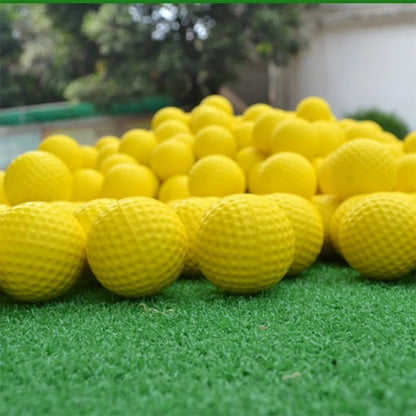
[1,3,415,168]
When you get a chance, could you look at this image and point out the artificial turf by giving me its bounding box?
[1,262,415,416]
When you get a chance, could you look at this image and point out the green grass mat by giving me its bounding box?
[1,262,415,416]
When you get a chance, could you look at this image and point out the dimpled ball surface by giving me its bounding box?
[339,193,416,280]
[50,201,83,215]
[394,154,416,192]
[38,134,82,171]
[295,96,333,122]
[201,95,233,116]
[188,155,245,197]
[319,139,397,200]
[196,194,295,293]
[169,197,220,277]
[403,131,416,153]
[0,202,86,301]
[151,107,188,130]
[158,175,190,203]
[329,194,366,255]
[71,169,104,201]
[86,197,187,297]
[119,129,157,165]
[4,151,72,205]
[267,193,324,275]
[194,125,237,159]
[270,117,319,160]
[74,198,117,235]
[101,163,158,199]
[253,152,317,198]
[0,171,9,205]
[311,194,340,257]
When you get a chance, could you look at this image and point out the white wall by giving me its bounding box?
[287,19,416,130]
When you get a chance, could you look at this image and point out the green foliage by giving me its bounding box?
[67,4,304,107]
[0,5,61,108]
[1,4,304,109]
[64,74,129,107]
[0,4,99,108]
[348,108,409,140]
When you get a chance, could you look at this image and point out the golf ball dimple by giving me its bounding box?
[339,192,416,279]
[0,202,86,301]
[196,194,295,293]
[86,197,187,297]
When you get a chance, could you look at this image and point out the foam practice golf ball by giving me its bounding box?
[188,155,245,197]
[267,193,324,275]
[119,129,157,165]
[4,151,72,205]
[169,197,220,277]
[196,194,295,293]
[311,194,340,257]
[38,134,82,171]
[0,202,86,301]
[101,163,158,199]
[74,198,117,235]
[253,152,317,198]
[86,197,187,297]
[339,192,416,279]
[319,139,397,200]
[158,175,190,203]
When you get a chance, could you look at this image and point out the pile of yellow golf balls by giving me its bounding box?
[0,95,416,302]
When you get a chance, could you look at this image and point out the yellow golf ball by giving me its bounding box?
[253,152,317,198]
[151,107,188,130]
[119,129,157,165]
[4,151,72,205]
[311,194,340,257]
[403,131,416,153]
[196,194,295,293]
[80,145,98,169]
[201,95,233,116]
[194,125,237,159]
[49,201,83,215]
[101,163,158,199]
[158,175,190,203]
[267,193,323,275]
[252,109,288,154]
[38,134,82,171]
[394,154,416,192]
[188,155,245,197]
[329,194,367,255]
[95,135,119,150]
[296,96,333,122]
[154,119,190,142]
[150,139,195,181]
[314,121,344,157]
[169,197,219,277]
[96,142,119,167]
[71,169,104,201]
[243,104,273,122]
[86,197,187,297]
[99,153,137,175]
[270,117,320,160]
[190,105,233,133]
[233,121,254,149]
[235,147,266,178]
[318,139,397,200]
[0,171,9,205]
[0,202,86,301]
[339,192,416,279]
[74,198,117,235]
